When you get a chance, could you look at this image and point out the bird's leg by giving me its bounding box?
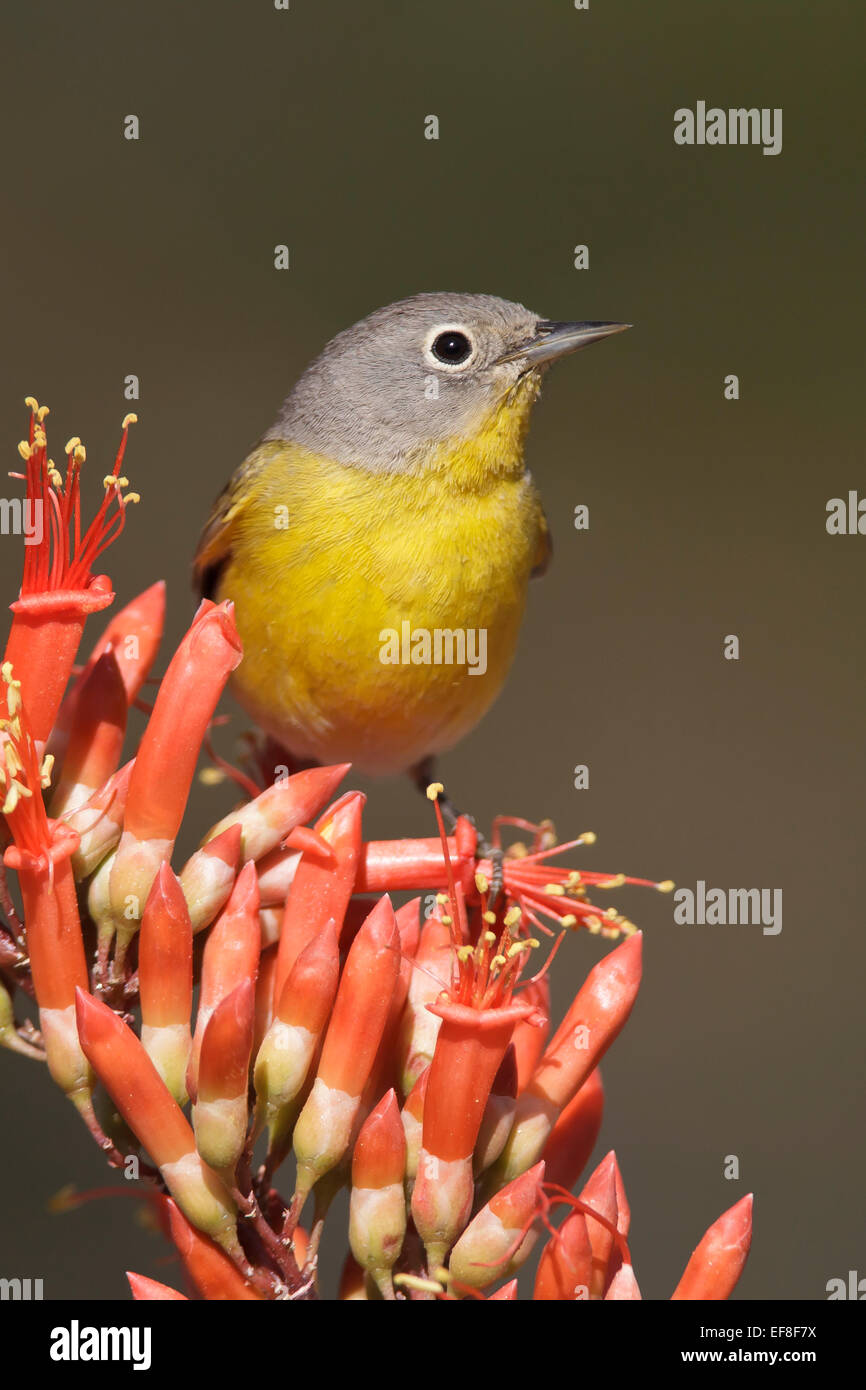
[408,757,505,905]
[254,735,321,787]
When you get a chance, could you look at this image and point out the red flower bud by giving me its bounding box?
[671,1194,753,1300]
[292,896,399,1206]
[273,790,364,1005]
[126,1273,187,1301]
[187,861,260,1100]
[541,1068,605,1193]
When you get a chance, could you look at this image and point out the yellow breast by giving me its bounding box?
[217,389,547,773]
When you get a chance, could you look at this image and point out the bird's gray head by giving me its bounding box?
[267,293,628,473]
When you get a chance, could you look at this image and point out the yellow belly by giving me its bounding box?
[216,440,545,774]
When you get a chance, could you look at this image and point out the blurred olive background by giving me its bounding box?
[0,0,862,1300]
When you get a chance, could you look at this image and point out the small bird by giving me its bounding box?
[195,294,628,782]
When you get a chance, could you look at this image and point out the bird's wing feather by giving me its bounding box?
[192,451,267,600]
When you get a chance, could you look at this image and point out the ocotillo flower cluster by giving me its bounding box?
[0,401,753,1300]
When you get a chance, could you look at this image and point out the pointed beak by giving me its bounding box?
[495,320,631,367]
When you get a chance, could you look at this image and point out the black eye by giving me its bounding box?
[431,329,472,365]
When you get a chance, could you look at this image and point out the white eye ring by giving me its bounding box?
[424,324,477,371]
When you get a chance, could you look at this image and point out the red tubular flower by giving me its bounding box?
[49,651,127,818]
[606,1263,642,1299]
[489,933,642,1189]
[511,974,550,1092]
[401,1066,429,1189]
[1,666,91,1108]
[410,886,540,1269]
[474,1044,518,1176]
[355,817,478,896]
[163,1197,262,1301]
[126,1273,188,1301]
[187,861,260,1101]
[578,1151,625,1298]
[139,863,193,1104]
[123,600,242,845]
[2,402,138,741]
[204,763,349,870]
[359,816,672,943]
[254,844,301,909]
[75,989,240,1257]
[292,895,400,1208]
[273,789,364,1006]
[671,1194,753,1300]
[534,1209,593,1301]
[349,1090,407,1299]
[178,823,242,934]
[253,943,278,1055]
[99,600,242,967]
[65,758,134,880]
[449,1161,545,1290]
[52,579,165,764]
[254,919,341,1160]
[364,895,421,1103]
[77,579,165,699]
[541,1068,605,1193]
[397,912,452,1096]
[194,979,255,1178]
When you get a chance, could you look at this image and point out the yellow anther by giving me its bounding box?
[482,910,496,925]
[580,831,597,845]
[3,780,33,814]
[72,445,86,464]
[3,744,22,775]
[560,913,577,928]
[24,396,39,412]
[426,782,444,800]
[565,871,582,888]
[124,492,141,505]
[586,915,602,934]
[198,767,226,786]
[48,467,63,487]
[457,945,474,962]
[506,940,532,958]
[543,883,565,896]
[36,405,50,422]
[17,441,31,460]
[504,906,521,928]
[435,892,448,905]
[64,436,80,454]
[656,879,675,893]
[440,914,452,927]
[490,954,507,970]
[475,871,489,894]
[121,413,138,429]
[40,753,54,788]
[482,930,497,944]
